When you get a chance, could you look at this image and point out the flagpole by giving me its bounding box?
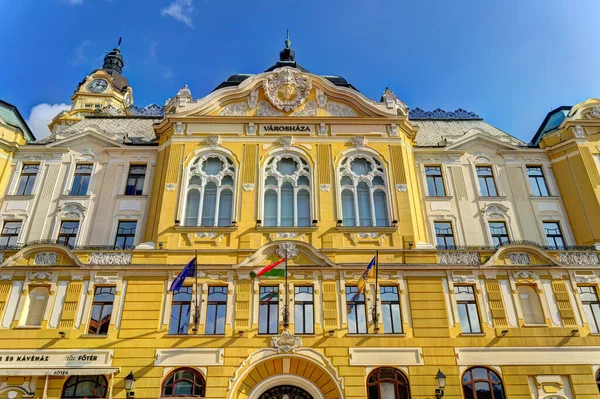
[283,249,289,330]
[373,250,380,333]
[193,250,199,334]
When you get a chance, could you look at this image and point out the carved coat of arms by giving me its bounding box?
[263,68,312,112]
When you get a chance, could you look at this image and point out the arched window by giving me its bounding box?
[62,375,108,398]
[162,368,205,397]
[25,286,50,326]
[517,285,545,325]
[462,367,505,399]
[263,155,312,227]
[339,154,390,227]
[367,368,410,399]
[184,155,235,227]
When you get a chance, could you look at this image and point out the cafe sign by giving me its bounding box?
[260,124,314,134]
[0,350,113,368]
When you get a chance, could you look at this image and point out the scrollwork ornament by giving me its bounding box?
[174,122,185,135]
[589,106,600,119]
[387,123,399,137]
[246,123,257,136]
[352,136,365,150]
[248,89,258,109]
[438,252,480,266]
[34,252,58,266]
[316,89,327,108]
[257,101,283,116]
[508,253,531,265]
[292,101,317,116]
[281,136,293,150]
[271,329,302,353]
[207,135,220,149]
[558,252,599,265]
[327,102,357,117]
[218,102,247,116]
[263,68,312,112]
[276,242,298,258]
[88,253,132,266]
[243,184,255,192]
[165,183,177,192]
[572,125,585,138]
[317,123,328,136]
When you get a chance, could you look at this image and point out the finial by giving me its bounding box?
[117,37,122,49]
[285,29,291,49]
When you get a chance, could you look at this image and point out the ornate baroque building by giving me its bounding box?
[0,38,600,399]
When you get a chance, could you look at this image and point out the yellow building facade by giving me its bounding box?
[0,40,600,399]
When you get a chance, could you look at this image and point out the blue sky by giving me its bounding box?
[1,0,599,140]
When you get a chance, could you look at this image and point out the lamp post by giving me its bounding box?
[435,369,446,399]
[124,371,136,399]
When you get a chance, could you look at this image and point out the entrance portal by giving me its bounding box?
[258,385,314,399]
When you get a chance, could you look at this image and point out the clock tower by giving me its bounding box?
[49,39,135,132]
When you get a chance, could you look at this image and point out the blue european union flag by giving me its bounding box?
[169,257,196,292]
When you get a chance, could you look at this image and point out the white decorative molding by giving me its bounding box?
[194,232,217,239]
[387,123,399,137]
[558,252,599,265]
[155,348,223,366]
[327,102,357,117]
[508,253,531,265]
[218,102,247,116]
[481,203,509,219]
[29,271,53,281]
[357,232,379,239]
[438,252,480,266]
[34,252,58,266]
[88,252,132,266]
[317,123,328,136]
[174,122,185,135]
[0,253,4,264]
[451,272,476,283]
[257,101,283,116]
[513,270,537,280]
[207,135,220,149]
[271,329,302,353]
[319,184,331,192]
[281,136,293,150]
[395,184,408,192]
[573,272,597,283]
[455,346,600,365]
[349,348,423,366]
[263,68,312,112]
[248,89,258,109]
[589,106,600,119]
[276,232,298,239]
[572,125,585,138]
[243,183,255,192]
[349,233,386,246]
[292,101,317,116]
[165,183,177,191]
[316,89,327,108]
[352,136,365,150]
[246,123,257,136]
[277,242,298,258]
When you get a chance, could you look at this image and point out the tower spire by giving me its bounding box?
[103,38,125,74]
[285,29,291,49]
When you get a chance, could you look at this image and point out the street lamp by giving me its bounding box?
[124,371,136,398]
[435,369,446,399]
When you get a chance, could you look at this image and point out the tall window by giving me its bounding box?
[184,155,234,227]
[205,286,227,335]
[517,285,545,325]
[489,222,510,246]
[125,164,146,195]
[25,286,50,326]
[169,286,192,335]
[543,222,565,248]
[527,166,550,196]
[70,164,93,195]
[425,166,445,196]
[259,286,279,334]
[346,286,367,334]
[455,286,481,333]
[380,286,402,334]
[114,221,136,249]
[367,368,410,399]
[57,221,79,248]
[88,286,115,335]
[434,222,455,249]
[339,155,389,227]
[462,367,505,399]
[294,286,314,334]
[579,286,600,333]
[16,164,40,196]
[477,166,498,197]
[263,155,311,227]
[62,375,108,399]
[0,221,21,247]
[162,368,205,397]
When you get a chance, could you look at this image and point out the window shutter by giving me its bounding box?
[59,282,83,329]
[234,281,251,330]
[322,281,338,330]
[485,280,508,327]
[0,282,11,317]
[552,280,577,326]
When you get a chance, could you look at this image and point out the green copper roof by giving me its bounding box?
[0,100,35,141]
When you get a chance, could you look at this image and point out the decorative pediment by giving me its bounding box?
[1,244,84,268]
[263,68,312,112]
[482,243,562,268]
[234,241,338,269]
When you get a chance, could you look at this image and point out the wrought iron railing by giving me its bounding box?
[0,240,135,251]
[436,240,597,252]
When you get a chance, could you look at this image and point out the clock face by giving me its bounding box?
[87,79,108,93]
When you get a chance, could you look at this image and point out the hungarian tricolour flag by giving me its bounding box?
[250,258,286,278]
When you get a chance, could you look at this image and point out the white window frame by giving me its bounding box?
[121,161,149,196]
[12,161,43,196]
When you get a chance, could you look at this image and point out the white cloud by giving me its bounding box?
[161,0,194,28]
[72,40,91,66]
[144,40,175,79]
[26,103,71,139]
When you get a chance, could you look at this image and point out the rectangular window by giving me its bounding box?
[294,286,314,334]
[114,221,137,249]
[527,166,550,196]
[125,165,146,196]
[579,286,600,333]
[88,286,115,335]
[425,166,446,196]
[455,286,482,333]
[70,164,93,195]
[0,221,21,247]
[57,221,79,248]
[489,221,510,246]
[434,222,455,249]
[169,286,192,334]
[346,286,367,334]
[205,286,227,335]
[476,166,498,196]
[16,164,40,196]
[259,286,279,334]
[543,222,565,248]
[380,286,402,334]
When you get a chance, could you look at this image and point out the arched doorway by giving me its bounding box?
[258,385,314,399]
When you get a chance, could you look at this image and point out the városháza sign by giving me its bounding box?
[260,124,314,134]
